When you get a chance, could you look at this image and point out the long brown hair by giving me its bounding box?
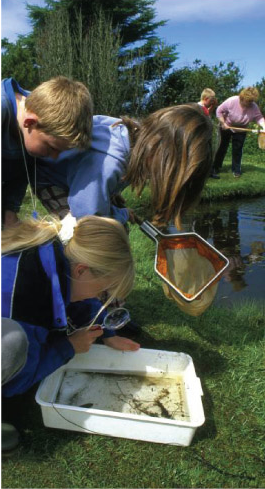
[124,103,213,229]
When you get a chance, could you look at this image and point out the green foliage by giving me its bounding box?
[28,0,166,47]
[243,132,263,155]
[1,36,40,89]
[2,0,177,113]
[27,0,178,106]
[255,77,265,114]
[147,59,243,111]
[35,9,73,80]
[34,7,148,115]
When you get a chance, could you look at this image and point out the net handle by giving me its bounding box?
[139,220,161,241]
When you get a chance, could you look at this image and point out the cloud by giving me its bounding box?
[1,0,46,42]
[155,0,265,23]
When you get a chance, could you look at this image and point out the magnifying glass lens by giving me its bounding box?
[103,308,131,330]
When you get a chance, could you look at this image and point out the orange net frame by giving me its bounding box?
[155,236,228,316]
[139,220,229,317]
[157,236,226,298]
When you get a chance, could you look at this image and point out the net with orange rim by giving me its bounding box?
[156,236,227,316]
[258,133,265,150]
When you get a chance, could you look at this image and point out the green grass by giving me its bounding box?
[201,154,265,202]
[2,155,265,488]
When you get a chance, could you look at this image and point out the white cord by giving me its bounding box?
[18,126,37,215]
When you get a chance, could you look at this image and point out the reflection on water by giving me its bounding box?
[182,196,265,304]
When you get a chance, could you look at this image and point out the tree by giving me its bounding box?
[35,7,144,115]
[2,0,177,112]
[1,36,39,89]
[27,0,178,85]
[256,78,265,115]
[147,60,243,111]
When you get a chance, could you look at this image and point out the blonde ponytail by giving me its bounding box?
[1,217,61,254]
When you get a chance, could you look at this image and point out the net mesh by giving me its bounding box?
[258,133,265,150]
[156,236,227,316]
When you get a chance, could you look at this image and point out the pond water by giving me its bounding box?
[182,196,265,305]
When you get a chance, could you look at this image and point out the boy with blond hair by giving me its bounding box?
[198,88,218,116]
[2,76,93,227]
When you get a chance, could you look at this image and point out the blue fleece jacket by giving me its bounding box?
[1,241,109,397]
[1,78,34,213]
[36,115,131,224]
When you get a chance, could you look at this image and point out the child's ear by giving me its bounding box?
[23,112,38,129]
[72,264,89,279]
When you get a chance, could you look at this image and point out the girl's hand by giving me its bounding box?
[111,193,126,208]
[68,326,103,353]
[103,336,140,351]
[128,209,138,224]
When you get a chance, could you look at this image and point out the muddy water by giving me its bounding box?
[56,371,190,421]
[181,196,265,304]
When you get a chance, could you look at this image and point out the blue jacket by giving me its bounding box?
[1,78,35,213]
[36,115,131,224]
[2,77,130,222]
[1,240,110,397]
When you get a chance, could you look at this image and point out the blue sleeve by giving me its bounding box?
[1,89,28,213]
[67,152,129,224]
[2,322,75,397]
[110,205,129,224]
[2,178,28,213]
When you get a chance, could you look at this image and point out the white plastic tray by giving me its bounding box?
[36,345,205,446]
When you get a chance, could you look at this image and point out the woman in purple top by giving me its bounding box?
[211,87,265,178]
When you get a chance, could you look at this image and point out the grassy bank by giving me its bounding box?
[201,154,265,202]
[2,155,265,488]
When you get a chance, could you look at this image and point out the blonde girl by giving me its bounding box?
[2,215,139,397]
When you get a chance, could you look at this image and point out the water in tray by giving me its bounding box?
[56,371,190,421]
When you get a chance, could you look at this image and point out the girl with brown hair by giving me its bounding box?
[35,103,213,230]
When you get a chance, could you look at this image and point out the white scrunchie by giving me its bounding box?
[58,212,77,245]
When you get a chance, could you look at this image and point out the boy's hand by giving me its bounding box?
[68,326,103,353]
[3,210,19,229]
[103,336,140,351]
[128,209,138,224]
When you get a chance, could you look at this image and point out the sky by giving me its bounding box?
[1,0,265,86]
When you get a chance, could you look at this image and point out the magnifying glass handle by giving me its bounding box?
[89,325,104,331]
[87,324,115,331]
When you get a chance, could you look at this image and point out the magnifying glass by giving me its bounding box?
[101,307,131,331]
[67,307,131,335]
